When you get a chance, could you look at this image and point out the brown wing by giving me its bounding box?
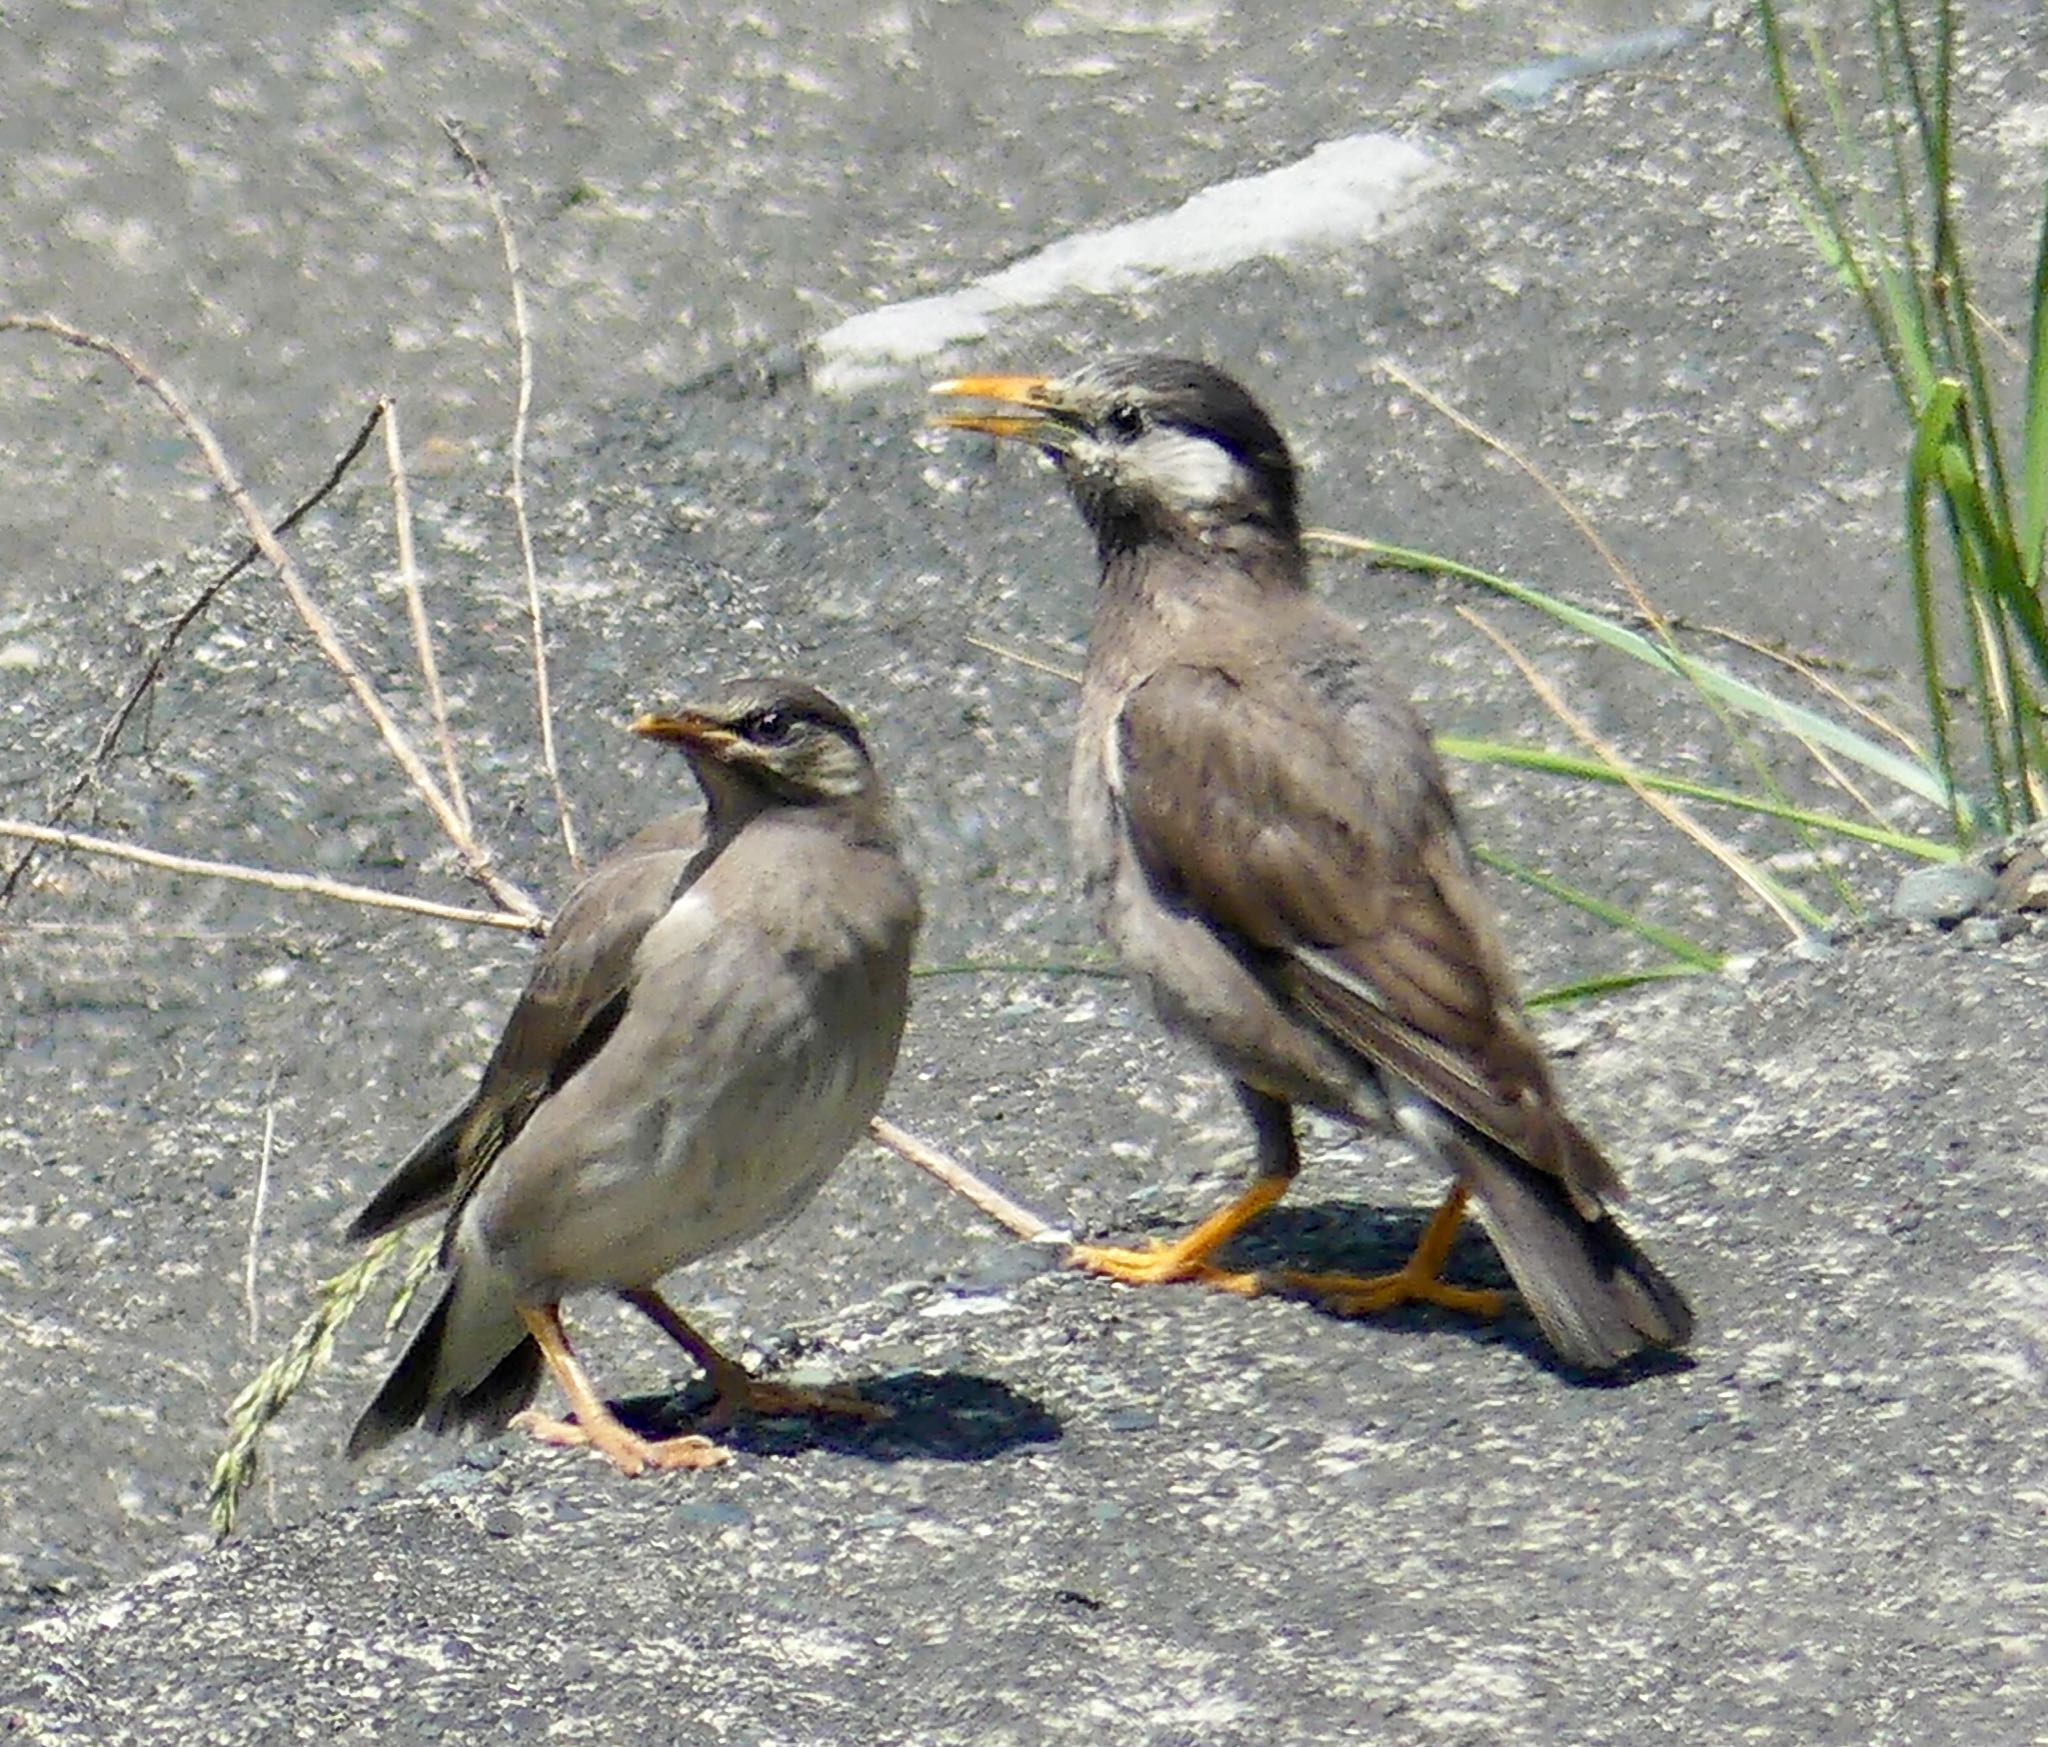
[1115,659,1616,1202]
[347,813,708,1241]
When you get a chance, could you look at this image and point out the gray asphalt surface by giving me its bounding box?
[4,1,2047,1740]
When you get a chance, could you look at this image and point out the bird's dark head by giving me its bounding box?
[631,678,880,821]
[931,355,1301,565]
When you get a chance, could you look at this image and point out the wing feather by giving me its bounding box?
[1115,660,1616,1201]
[347,814,707,1242]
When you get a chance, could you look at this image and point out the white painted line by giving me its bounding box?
[812,132,1446,393]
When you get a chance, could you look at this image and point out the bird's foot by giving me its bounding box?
[510,1408,731,1478]
[699,1375,893,1432]
[1068,1241,1260,1297]
[1268,1264,1506,1322]
[1068,1176,1293,1295]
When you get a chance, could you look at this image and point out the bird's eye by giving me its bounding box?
[749,708,796,745]
[1104,400,1145,440]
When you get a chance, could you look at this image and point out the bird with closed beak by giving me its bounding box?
[932,357,1691,1371]
[345,677,921,1475]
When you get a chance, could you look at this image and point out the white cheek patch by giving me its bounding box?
[1122,429,1247,515]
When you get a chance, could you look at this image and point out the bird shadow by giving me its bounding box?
[608,1369,1064,1464]
[1173,1196,1694,1388]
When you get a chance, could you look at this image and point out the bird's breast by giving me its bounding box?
[459,854,912,1299]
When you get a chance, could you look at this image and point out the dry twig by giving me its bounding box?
[0,314,542,923]
[245,1080,279,1342]
[1456,607,1809,938]
[869,1118,1063,1244]
[383,399,473,838]
[1380,357,1660,627]
[964,632,1083,686]
[440,119,581,874]
[0,819,537,933]
[0,395,389,903]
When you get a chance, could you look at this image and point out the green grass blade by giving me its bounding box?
[1440,735,1957,861]
[2021,184,2048,589]
[1778,177,1863,293]
[1935,429,2047,824]
[1807,9,1939,406]
[1942,443,2048,678]
[1471,845,1724,967]
[1758,2,1917,406]
[1905,383,1972,838]
[1525,963,1720,1010]
[1317,533,1960,814]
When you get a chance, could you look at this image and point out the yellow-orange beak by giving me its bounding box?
[630,710,735,752]
[928,372,1062,443]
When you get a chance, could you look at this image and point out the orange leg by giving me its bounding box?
[1068,1173,1291,1295]
[1070,1085,1500,1326]
[621,1288,890,1429]
[507,1302,729,1477]
[1269,1184,1506,1320]
[1070,1085,1298,1294]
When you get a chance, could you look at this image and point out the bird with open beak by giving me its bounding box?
[345,677,921,1475]
[932,357,1692,1371]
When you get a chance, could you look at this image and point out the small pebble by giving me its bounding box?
[1956,915,2009,949]
[1892,863,1995,925]
[918,1292,1016,1319]
[780,1362,842,1390]
[1993,845,2048,911]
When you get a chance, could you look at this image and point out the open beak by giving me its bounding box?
[928,373,1063,444]
[631,710,736,753]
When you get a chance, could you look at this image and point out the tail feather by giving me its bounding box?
[346,1098,472,1243]
[424,1337,546,1440]
[1463,1148,1692,1368]
[345,1269,539,1460]
[1413,1113,1692,1370]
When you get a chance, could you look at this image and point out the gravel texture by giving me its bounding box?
[5,1,2047,1741]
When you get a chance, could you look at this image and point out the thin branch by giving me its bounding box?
[0,396,390,904]
[1679,616,1928,760]
[245,1078,279,1342]
[0,314,543,924]
[965,632,1084,686]
[0,922,313,945]
[440,119,581,875]
[1378,358,1871,867]
[1379,357,1661,627]
[10,828,1050,1260]
[868,1117,1065,1244]
[1455,607,1813,939]
[383,400,472,838]
[0,820,538,933]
